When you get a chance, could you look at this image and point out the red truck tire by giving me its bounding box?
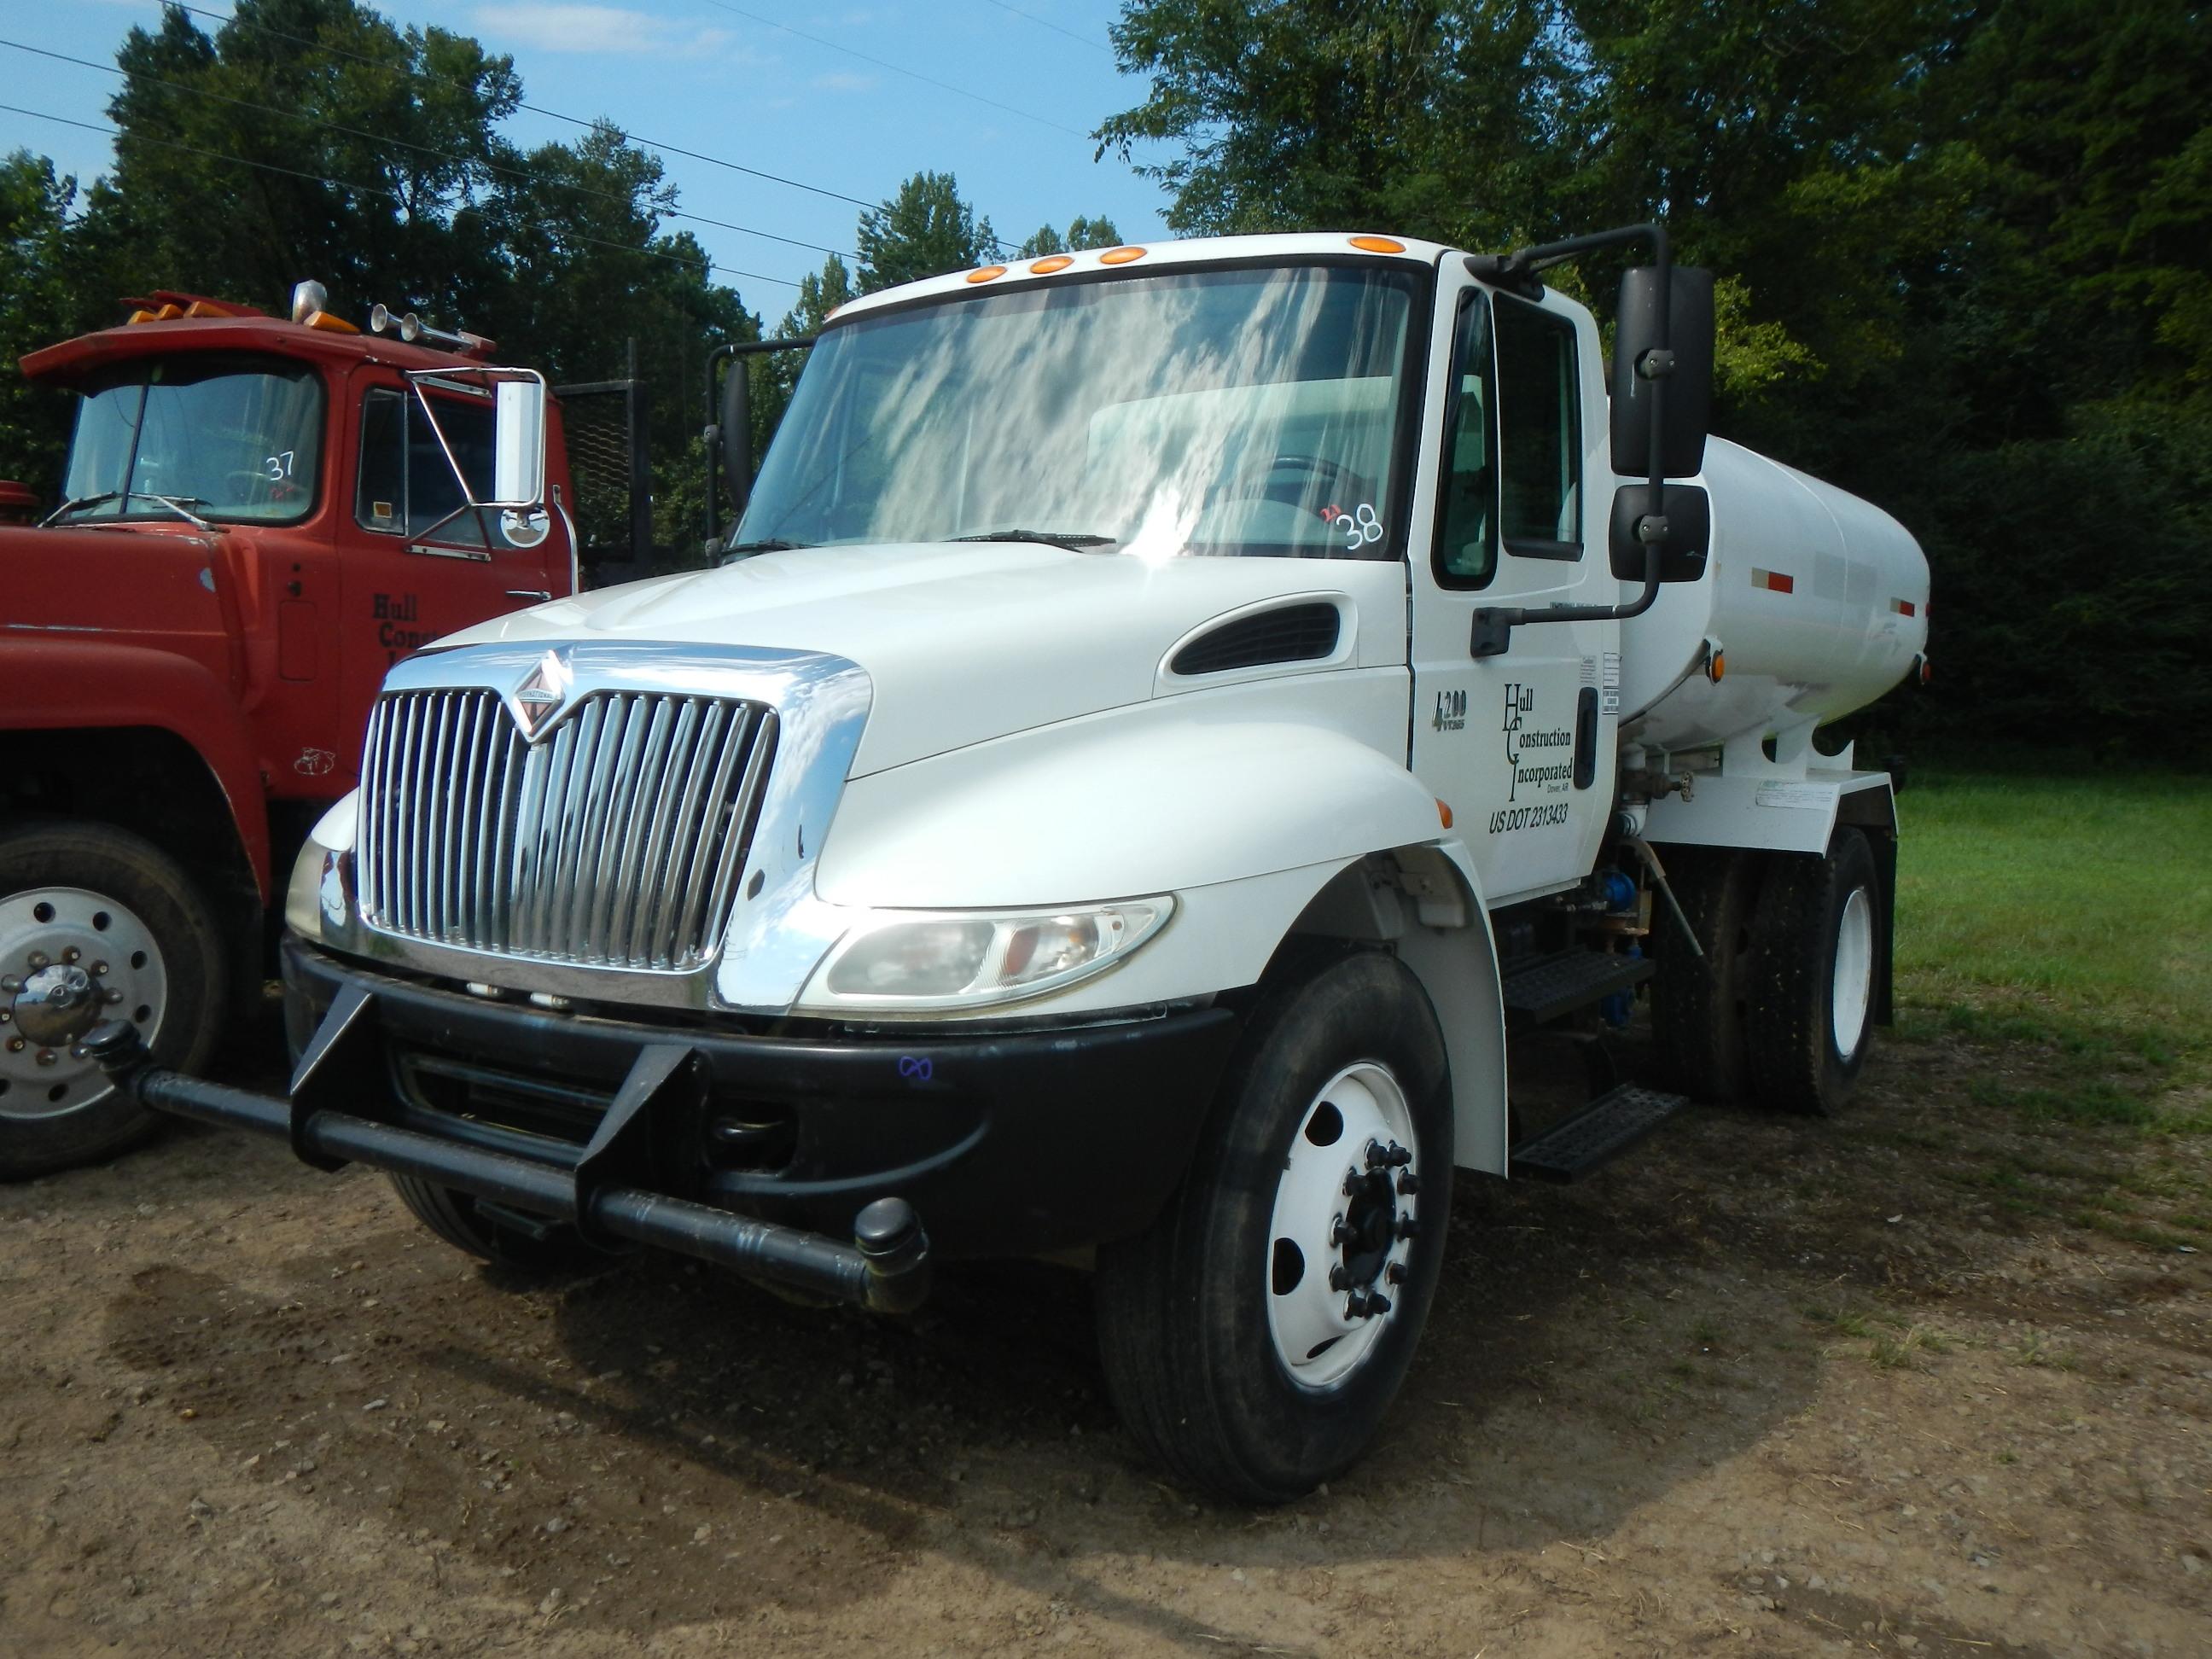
[0,822,230,1179]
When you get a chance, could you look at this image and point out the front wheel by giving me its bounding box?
[1095,950,1453,1504]
[0,822,230,1179]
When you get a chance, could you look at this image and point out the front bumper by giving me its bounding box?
[266,938,1238,1262]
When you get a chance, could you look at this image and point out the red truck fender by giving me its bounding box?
[0,637,274,901]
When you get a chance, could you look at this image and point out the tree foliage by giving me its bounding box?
[1101,0,2212,756]
[856,171,998,291]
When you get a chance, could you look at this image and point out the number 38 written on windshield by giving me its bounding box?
[1320,502,1382,550]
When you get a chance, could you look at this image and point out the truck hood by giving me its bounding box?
[435,542,1406,775]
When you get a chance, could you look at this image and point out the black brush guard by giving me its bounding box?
[78,986,931,1313]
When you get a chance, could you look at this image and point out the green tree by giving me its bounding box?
[0,154,112,492]
[1016,214,1122,258]
[856,171,998,291]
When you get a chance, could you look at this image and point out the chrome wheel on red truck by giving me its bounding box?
[0,824,227,1179]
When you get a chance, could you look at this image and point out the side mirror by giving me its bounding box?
[1609,483,1709,583]
[719,356,752,518]
[492,378,548,508]
[1610,265,1714,479]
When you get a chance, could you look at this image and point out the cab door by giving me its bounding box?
[1406,267,1620,905]
[335,372,566,766]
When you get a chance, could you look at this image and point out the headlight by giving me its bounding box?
[802,898,1173,1011]
[284,795,358,941]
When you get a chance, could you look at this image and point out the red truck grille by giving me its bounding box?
[355,687,777,972]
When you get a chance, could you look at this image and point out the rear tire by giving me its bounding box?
[0,822,230,1179]
[1095,950,1453,1505]
[1744,829,1883,1115]
[388,1174,597,1272]
[1650,847,1758,1104]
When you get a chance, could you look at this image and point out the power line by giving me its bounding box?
[975,0,1115,55]
[152,2,882,213]
[3,36,856,261]
[694,1,1090,138]
[2,101,803,290]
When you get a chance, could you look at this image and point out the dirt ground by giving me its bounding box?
[3,992,2206,1658]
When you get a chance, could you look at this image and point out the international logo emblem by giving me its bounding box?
[508,649,573,741]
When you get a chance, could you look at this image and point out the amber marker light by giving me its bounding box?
[1098,246,1147,265]
[1436,799,1455,829]
[966,265,1008,283]
[1349,236,1406,253]
[1707,649,1726,683]
[1027,255,1074,274]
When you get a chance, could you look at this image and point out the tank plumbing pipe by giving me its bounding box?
[1627,839,1705,963]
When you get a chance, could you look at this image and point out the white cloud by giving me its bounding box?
[472,6,735,57]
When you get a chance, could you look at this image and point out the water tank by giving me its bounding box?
[1618,438,1930,754]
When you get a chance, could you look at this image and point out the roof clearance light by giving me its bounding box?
[154,303,183,322]
[1027,255,1074,275]
[305,311,360,335]
[126,309,156,326]
[1097,246,1147,265]
[1349,236,1406,253]
[290,280,329,324]
[966,265,1008,284]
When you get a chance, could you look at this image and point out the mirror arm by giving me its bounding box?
[1464,223,1675,660]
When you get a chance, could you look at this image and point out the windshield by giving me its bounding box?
[736,263,1419,560]
[56,357,323,524]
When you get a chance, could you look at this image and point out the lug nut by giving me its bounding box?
[1345,1289,1393,1319]
[1385,1261,1407,1285]
[1386,1142,1412,1167]
[61,947,80,964]
[1,975,19,992]
[90,960,108,976]
[1328,1263,1352,1291]
[26,952,48,971]
[1394,1216,1419,1241]
[105,989,124,1004]
[1329,1213,1352,1247]
[1397,1170,1420,1196]
[1365,1138,1389,1169]
[0,1008,9,1023]
[36,1048,56,1068]
[7,1037,25,1052]
[1342,1168,1364,1197]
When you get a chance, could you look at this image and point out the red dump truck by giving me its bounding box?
[0,282,602,1176]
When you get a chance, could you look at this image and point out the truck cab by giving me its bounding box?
[118,231,1928,1502]
[1,287,578,1176]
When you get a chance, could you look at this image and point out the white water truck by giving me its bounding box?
[88,224,1930,1503]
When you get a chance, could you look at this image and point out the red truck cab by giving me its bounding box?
[1,286,579,1176]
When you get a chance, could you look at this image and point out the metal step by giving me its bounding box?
[1501,949,1656,1029]
[1509,1084,1689,1184]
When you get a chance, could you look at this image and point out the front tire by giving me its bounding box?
[1095,950,1452,1504]
[0,822,230,1179]
[388,1174,598,1273]
[1744,829,1883,1115]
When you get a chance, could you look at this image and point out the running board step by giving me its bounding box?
[1509,1085,1689,1183]
[1501,949,1655,1029]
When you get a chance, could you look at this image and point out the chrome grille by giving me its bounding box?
[357,687,777,971]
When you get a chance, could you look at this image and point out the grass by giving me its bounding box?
[1894,768,2212,1134]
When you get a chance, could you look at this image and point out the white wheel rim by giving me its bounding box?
[1264,1061,1419,1393]
[0,887,168,1121]
[1831,887,1874,1058]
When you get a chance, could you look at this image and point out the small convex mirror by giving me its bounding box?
[1608,483,1711,583]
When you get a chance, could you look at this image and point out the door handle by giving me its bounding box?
[504,588,554,602]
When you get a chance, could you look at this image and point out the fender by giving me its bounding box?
[814,703,1511,1171]
[0,638,273,899]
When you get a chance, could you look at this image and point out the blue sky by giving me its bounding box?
[7,0,1176,322]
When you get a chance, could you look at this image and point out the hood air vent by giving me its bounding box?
[1170,602,1342,677]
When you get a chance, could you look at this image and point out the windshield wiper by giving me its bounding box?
[43,490,213,531]
[947,529,1118,551]
[722,537,811,561]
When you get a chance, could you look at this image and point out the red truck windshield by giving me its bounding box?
[54,356,323,525]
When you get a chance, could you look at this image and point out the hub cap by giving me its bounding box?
[1265,1062,1420,1392]
[1831,887,1874,1058]
[0,888,166,1121]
